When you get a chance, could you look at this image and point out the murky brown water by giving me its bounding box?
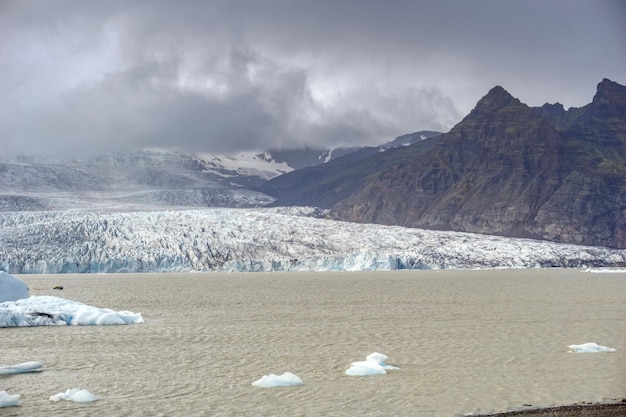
[2,269,625,416]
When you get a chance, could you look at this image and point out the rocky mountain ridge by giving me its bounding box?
[261,79,626,248]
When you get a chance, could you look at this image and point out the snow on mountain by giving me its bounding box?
[194,151,293,180]
[0,150,277,210]
[0,207,624,274]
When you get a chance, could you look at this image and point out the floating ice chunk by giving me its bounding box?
[0,361,43,375]
[0,295,144,327]
[568,342,616,353]
[0,391,21,407]
[252,372,304,388]
[0,272,29,302]
[345,360,387,376]
[50,388,99,403]
[345,352,400,376]
[584,268,626,273]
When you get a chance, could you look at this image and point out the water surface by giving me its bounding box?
[2,269,625,416]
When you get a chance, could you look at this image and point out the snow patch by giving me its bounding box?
[195,151,293,179]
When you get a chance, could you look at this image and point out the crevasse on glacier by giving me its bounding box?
[0,207,624,274]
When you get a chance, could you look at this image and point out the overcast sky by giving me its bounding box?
[1,0,624,157]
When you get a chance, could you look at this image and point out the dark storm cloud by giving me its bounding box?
[0,0,624,157]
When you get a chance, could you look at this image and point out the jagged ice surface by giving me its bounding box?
[0,207,625,274]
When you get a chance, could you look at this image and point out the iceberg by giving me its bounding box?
[0,271,143,327]
[0,391,20,408]
[0,295,144,327]
[584,268,626,273]
[345,352,400,376]
[0,361,43,375]
[252,372,304,388]
[568,343,617,353]
[50,388,99,403]
[0,271,29,302]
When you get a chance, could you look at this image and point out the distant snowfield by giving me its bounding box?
[0,207,625,274]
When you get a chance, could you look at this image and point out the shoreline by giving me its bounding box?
[480,401,626,416]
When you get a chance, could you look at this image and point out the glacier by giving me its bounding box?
[0,207,625,274]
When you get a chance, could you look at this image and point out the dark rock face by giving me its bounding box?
[332,79,626,248]
[264,79,626,248]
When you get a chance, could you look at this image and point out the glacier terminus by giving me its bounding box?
[0,207,624,274]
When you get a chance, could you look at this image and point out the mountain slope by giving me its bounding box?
[262,79,626,248]
[257,130,441,207]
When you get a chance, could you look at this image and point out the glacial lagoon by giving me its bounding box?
[2,269,625,416]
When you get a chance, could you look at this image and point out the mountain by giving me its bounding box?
[261,79,626,248]
[0,131,441,211]
[263,132,441,170]
[257,130,442,207]
[1,207,623,273]
[0,150,280,211]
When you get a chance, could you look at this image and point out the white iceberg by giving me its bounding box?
[252,372,304,388]
[568,342,616,353]
[0,361,43,375]
[50,388,99,403]
[0,295,144,327]
[0,271,29,302]
[345,352,400,376]
[0,391,21,407]
[584,268,626,273]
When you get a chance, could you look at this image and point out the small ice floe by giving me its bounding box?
[584,268,626,273]
[252,372,304,388]
[0,391,21,407]
[345,352,400,376]
[0,361,43,375]
[568,342,617,353]
[50,388,99,403]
